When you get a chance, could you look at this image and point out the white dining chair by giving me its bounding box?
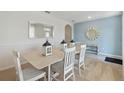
[50,47,76,81]
[13,51,46,81]
[75,44,86,76]
[63,47,76,81]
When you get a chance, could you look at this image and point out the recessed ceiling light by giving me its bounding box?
[88,16,92,19]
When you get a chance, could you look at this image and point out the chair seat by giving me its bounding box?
[22,67,46,81]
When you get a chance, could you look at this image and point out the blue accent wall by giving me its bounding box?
[74,15,122,56]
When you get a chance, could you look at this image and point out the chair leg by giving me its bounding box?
[63,72,65,81]
[73,74,75,81]
[64,74,65,81]
[73,69,75,81]
[44,75,47,81]
[83,64,86,70]
[78,65,81,76]
[79,64,86,76]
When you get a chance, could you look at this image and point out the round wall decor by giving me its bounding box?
[86,26,100,40]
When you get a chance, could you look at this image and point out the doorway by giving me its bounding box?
[65,24,72,44]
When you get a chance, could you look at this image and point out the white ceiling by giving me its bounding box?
[47,11,122,23]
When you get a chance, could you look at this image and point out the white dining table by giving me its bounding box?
[22,48,64,81]
[21,45,81,81]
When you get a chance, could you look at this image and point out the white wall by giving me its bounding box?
[122,11,124,80]
[0,11,72,70]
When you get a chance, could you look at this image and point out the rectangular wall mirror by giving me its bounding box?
[29,22,54,39]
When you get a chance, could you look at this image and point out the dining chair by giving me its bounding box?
[63,47,76,81]
[13,50,46,81]
[50,47,76,81]
[75,44,86,76]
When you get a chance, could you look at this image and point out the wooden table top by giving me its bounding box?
[22,48,64,70]
[21,45,81,70]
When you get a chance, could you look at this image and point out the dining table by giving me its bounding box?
[21,45,81,81]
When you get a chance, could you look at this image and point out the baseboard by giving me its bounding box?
[123,69,124,80]
[99,52,122,59]
[0,65,15,71]
[0,61,27,71]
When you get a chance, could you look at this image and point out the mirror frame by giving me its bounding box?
[28,21,54,39]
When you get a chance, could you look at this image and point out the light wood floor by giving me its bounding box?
[75,56,123,81]
[0,55,123,81]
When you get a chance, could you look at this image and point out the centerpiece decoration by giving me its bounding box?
[60,40,67,50]
[42,31,52,56]
[70,40,75,47]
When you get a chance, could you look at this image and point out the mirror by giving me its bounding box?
[29,22,54,39]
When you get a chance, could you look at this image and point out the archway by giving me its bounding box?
[65,24,72,44]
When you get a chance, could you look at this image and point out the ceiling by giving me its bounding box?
[46,11,122,23]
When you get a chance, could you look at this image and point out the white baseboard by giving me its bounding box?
[0,65,15,71]
[99,52,122,59]
[0,61,27,71]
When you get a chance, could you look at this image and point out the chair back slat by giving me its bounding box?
[79,45,86,63]
[64,47,75,69]
[13,50,24,81]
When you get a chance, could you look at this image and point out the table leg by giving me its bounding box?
[48,65,51,81]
